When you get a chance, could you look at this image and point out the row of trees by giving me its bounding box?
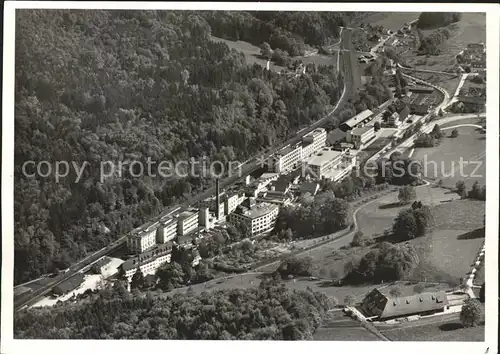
[14,10,344,283]
[14,284,332,339]
[414,124,443,147]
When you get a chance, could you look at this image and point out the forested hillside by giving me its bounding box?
[14,10,344,283]
[14,284,332,339]
[203,11,358,56]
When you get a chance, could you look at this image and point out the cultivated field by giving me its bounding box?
[412,126,486,188]
[401,13,486,72]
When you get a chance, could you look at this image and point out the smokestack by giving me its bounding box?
[215,178,220,219]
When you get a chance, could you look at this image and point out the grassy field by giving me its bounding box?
[313,310,382,341]
[402,13,486,72]
[355,12,419,31]
[210,36,339,72]
[412,126,486,189]
[381,314,485,341]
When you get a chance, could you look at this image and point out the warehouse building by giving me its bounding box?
[339,109,374,132]
[52,273,85,296]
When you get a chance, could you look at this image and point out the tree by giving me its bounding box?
[450,128,459,138]
[456,180,467,198]
[351,231,373,247]
[260,42,273,59]
[398,186,417,204]
[130,268,145,290]
[460,298,482,327]
[374,121,381,132]
[393,209,418,240]
[430,124,442,139]
[413,284,424,293]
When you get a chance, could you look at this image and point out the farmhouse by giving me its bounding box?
[361,288,449,321]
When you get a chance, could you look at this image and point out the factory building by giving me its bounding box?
[156,216,178,244]
[177,209,199,236]
[127,221,159,254]
[339,109,374,132]
[229,199,280,235]
[268,144,303,173]
[119,243,173,282]
[346,126,376,148]
[301,128,327,159]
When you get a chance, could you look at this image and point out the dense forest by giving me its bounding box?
[417,12,462,29]
[14,284,333,339]
[203,11,358,56]
[14,10,346,283]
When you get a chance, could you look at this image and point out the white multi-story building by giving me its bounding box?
[301,128,327,159]
[346,126,376,148]
[304,147,344,180]
[177,209,199,236]
[119,243,172,282]
[229,201,280,235]
[127,221,158,254]
[156,216,177,244]
[268,144,302,173]
[224,192,245,215]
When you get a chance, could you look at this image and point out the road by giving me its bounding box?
[15,27,360,312]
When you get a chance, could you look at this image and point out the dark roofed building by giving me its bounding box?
[457,96,486,105]
[361,288,449,320]
[327,128,347,145]
[52,273,85,296]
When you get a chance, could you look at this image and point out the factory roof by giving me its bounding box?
[178,209,198,221]
[52,273,85,294]
[307,148,343,167]
[351,126,374,136]
[120,242,173,272]
[342,109,374,129]
[235,202,279,219]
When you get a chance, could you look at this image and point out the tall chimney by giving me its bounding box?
[215,178,220,219]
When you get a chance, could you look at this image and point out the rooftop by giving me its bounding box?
[276,144,301,157]
[307,147,343,167]
[120,242,173,272]
[131,220,159,236]
[53,273,85,293]
[379,290,449,319]
[343,109,374,128]
[178,209,198,220]
[351,126,374,136]
[235,202,279,219]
